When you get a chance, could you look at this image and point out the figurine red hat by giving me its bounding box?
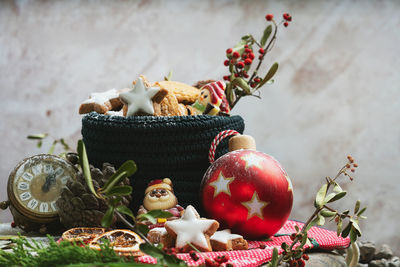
[145,178,173,194]
[201,81,225,106]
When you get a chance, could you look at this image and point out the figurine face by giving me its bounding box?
[198,89,211,106]
[143,188,178,211]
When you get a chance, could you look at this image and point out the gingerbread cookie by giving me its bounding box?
[210,229,248,251]
[155,81,200,105]
[164,205,219,252]
[147,227,175,248]
[79,89,121,114]
[154,92,184,116]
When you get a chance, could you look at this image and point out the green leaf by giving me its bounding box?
[260,25,272,47]
[269,247,278,267]
[354,200,361,214]
[108,196,122,207]
[241,35,251,41]
[226,83,235,107]
[320,209,336,218]
[327,191,347,203]
[305,217,318,232]
[139,243,164,259]
[314,184,328,208]
[324,193,336,203]
[48,140,57,155]
[357,207,367,216]
[115,205,134,220]
[136,223,150,236]
[136,213,157,225]
[164,70,173,81]
[37,140,42,148]
[350,227,358,243]
[105,186,132,197]
[300,232,308,247]
[350,218,362,236]
[77,140,99,198]
[146,210,174,219]
[337,218,343,236]
[294,225,299,232]
[60,138,70,150]
[316,214,325,226]
[341,222,352,238]
[27,133,48,140]
[232,39,247,55]
[101,160,137,194]
[231,77,251,94]
[333,183,343,193]
[101,206,114,228]
[257,62,279,89]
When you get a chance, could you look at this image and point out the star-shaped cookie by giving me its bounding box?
[119,77,161,116]
[164,205,219,252]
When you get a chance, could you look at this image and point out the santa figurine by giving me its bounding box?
[137,178,184,229]
[192,81,230,116]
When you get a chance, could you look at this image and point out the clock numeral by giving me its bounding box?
[54,167,64,177]
[22,172,33,181]
[27,199,38,210]
[50,201,57,211]
[39,202,49,213]
[20,192,32,201]
[44,164,53,174]
[31,165,42,176]
[18,182,29,190]
[61,176,70,184]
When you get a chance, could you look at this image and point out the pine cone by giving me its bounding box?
[56,162,132,229]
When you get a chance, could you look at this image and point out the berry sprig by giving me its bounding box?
[187,243,233,267]
[266,156,367,267]
[223,12,293,109]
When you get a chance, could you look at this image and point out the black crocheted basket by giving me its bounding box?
[81,112,245,213]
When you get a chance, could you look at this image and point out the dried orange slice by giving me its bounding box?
[62,227,106,244]
[89,229,144,257]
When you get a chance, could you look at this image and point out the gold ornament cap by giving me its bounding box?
[229,135,256,152]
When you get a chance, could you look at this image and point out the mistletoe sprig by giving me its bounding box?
[267,156,367,267]
[223,13,292,109]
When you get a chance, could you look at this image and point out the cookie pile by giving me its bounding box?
[147,205,248,252]
[79,76,231,117]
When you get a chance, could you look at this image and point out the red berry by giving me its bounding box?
[284,21,289,27]
[223,75,230,81]
[250,83,256,88]
[254,77,261,83]
[230,59,236,64]
[232,51,240,58]
[236,62,244,69]
[234,73,239,77]
[241,54,247,59]
[290,233,297,240]
[226,48,233,54]
[244,44,249,48]
[265,14,274,21]
[283,13,291,20]
[205,258,215,267]
[244,58,252,65]
[245,48,252,53]
[258,55,263,60]
[11,222,16,228]
[249,53,255,60]
[258,48,264,54]
[259,244,266,249]
[297,259,305,267]
[224,60,229,66]
[302,254,309,260]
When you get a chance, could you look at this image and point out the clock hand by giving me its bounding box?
[42,172,56,193]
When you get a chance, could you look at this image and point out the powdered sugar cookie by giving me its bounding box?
[147,227,175,248]
[210,229,248,251]
[79,89,120,114]
[164,205,219,252]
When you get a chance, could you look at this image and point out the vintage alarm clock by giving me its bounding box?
[0,154,77,233]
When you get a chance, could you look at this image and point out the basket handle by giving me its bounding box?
[208,130,240,164]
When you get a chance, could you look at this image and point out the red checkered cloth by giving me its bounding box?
[138,220,350,267]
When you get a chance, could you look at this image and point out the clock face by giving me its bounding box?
[11,154,76,217]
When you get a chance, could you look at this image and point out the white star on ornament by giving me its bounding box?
[209,171,234,198]
[241,152,264,170]
[165,205,217,249]
[241,191,269,220]
[285,174,293,192]
[119,77,160,116]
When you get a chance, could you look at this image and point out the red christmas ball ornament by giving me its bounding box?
[201,132,293,239]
